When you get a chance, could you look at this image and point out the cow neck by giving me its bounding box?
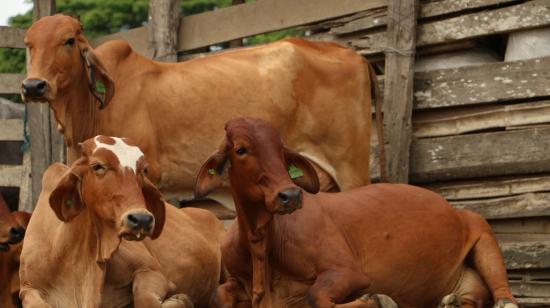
[52,207,122,307]
[49,71,100,158]
[232,190,274,308]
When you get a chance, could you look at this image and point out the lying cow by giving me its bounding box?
[194,118,518,308]
[0,194,30,308]
[19,136,224,308]
[22,14,385,210]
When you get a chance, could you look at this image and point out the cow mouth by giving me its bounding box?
[275,201,302,215]
[120,231,151,241]
[22,96,49,104]
[0,242,9,252]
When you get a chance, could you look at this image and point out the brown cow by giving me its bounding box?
[22,14,385,210]
[19,136,224,308]
[194,118,518,308]
[0,194,31,308]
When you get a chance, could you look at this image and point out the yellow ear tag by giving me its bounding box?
[288,165,303,179]
[65,199,74,207]
[208,168,216,175]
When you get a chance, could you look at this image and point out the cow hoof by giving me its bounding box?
[439,293,461,308]
[162,293,194,308]
[493,299,519,308]
[358,294,398,308]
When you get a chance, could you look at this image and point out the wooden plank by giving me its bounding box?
[355,0,550,56]
[451,192,550,220]
[177,0,386,51]
[0,73,25,94]
[414,56,550,109]
[0,164,24,187]
[329,0,520,35]
[515,297,550,306]
[425,175,550,200]
[497,234,550,270]
[0,27,26,49]
[410,127,550,182]
[148,0,180,62]
[413,101,550,138]
[490,218,550,234]
[0,119,23,141]
[382,0,418,183]
[510,281,550,298]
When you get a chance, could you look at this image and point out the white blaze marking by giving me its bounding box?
[94,137,144,173]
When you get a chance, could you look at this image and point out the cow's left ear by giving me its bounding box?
[49,165,85,222]
[283,147,320,194]
[77,34,114,110]
[194,140,230,199]
[142,177,165,239]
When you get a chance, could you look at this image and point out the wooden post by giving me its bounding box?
[148,0,180,62]
[229,0,245,48]
[382,0,419,183]
[27,0,64,209]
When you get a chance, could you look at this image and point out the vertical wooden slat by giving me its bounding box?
[229,0,245,48]
[28,0,59,209]
[148,0,180,62]
[382,0,419,183]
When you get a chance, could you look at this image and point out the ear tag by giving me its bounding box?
[95,79,106,94]
[288,165,304,179]
[208,168,216,175]
[65,199,74,207]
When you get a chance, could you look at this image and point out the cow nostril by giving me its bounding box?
[278,192,289,204]
[22,79,47,97]
[36,80,46,90]
[126,213,154,230]
[127,214,139,228]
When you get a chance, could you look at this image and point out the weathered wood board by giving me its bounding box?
[0,26,26,49]
[452,192,550,219]
[0,73,25,94]
[0,119,23,141]
[0,164,25,187]
[410,127,550,182]
[414,56,550,109]
[353,0,550,56]
[498,236,550,270]
[425,175,550,200]
[413,101,550,138]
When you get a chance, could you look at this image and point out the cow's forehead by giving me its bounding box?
[93,136,144,172]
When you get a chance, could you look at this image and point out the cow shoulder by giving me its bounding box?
[41,163,69,192]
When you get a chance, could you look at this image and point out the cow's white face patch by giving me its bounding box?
[94,137,144,173]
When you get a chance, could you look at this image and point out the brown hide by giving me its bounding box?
[0,194,31,308]
[23,14,383,208]
[19,136,224,308]
[195,118,517,308]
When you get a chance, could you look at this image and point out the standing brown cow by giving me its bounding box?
[0,194,31,308]
[194,118,518,308]
[19,136,224,308]
[22,14,384,210]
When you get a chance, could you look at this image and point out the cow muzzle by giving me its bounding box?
[21,78,49,102]
[120,211,155,241]
[274,187,303,215]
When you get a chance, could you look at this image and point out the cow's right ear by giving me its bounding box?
[194,141,230,199]
[49,163,85,222]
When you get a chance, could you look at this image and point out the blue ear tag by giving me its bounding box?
[65,199,74,207]
[208,168,216,175]
[288,165,304,179]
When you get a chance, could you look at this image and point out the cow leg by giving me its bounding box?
[215,278,252,308]
[133,270,193,308]
[465,215,517,307]
[307,268,373,308]
[19,288,53,308]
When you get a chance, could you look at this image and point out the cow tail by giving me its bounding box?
[365,60,388,183]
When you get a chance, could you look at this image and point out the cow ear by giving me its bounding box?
[194,142,230,199]
[77,35,114,109]
[142,177,165,239]
[49,167,85,222]
[283,147,320,194]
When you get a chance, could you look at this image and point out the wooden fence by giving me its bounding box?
[1,0,549,305]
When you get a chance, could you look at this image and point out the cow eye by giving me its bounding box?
[64,38,75,46]
[91,164,106,174]
[143,167,148,175]
[235,147,247,156]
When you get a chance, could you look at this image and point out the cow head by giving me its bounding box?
[195,118,320,215]
[22,14,113,109]
[0,196,27,252]
[49,136,165,241]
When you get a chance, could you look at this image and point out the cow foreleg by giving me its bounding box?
[133,270,193,308]
[307,268,373,308]
[19,288,53,308]
[214,277,252,308]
